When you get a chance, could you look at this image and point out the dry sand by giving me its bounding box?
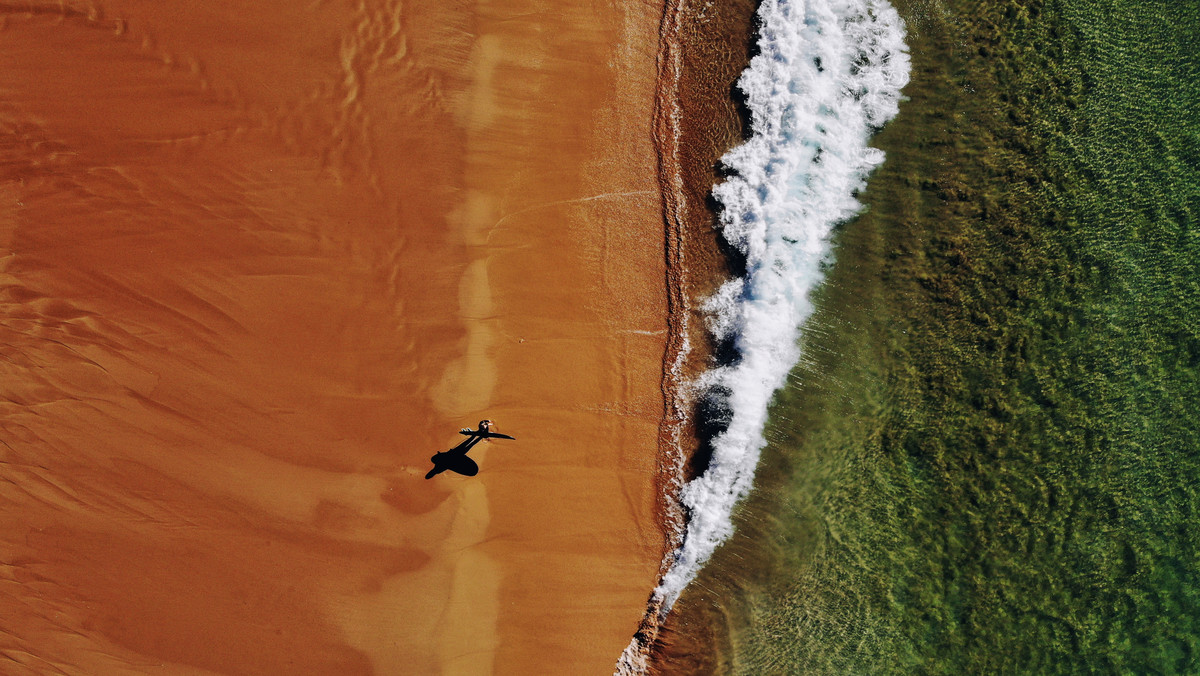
[1,0,669,673]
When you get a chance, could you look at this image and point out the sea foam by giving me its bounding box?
[617,1,907,669]
[661,0,909,610]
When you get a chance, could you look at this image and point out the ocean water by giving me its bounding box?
[658,0,1200,672]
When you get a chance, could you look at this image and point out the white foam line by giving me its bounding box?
[618,0,908,669]
[658,0,909,607]
[656,0,910,609]
[660,0,910,630]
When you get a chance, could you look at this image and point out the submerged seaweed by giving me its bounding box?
[659,0,1200,672]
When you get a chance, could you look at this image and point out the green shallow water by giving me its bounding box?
[667,0,1200,672]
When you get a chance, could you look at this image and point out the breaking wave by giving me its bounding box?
[660,0,910,610]
[618,0,909,668]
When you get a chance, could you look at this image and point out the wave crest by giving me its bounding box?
[658,0,910,609]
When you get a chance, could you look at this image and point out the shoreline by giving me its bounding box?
[633,0,911,670]
[622,0,761,671]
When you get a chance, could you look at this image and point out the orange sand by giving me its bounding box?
[1,1,668,673]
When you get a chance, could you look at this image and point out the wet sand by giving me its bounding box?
[1,1,667,673]
[626,0,760,671]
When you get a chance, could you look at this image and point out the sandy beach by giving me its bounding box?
[1,0,670,673]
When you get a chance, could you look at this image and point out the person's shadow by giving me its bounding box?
[425,421,515,479]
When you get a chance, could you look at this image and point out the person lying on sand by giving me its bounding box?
[425,420,515,479]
